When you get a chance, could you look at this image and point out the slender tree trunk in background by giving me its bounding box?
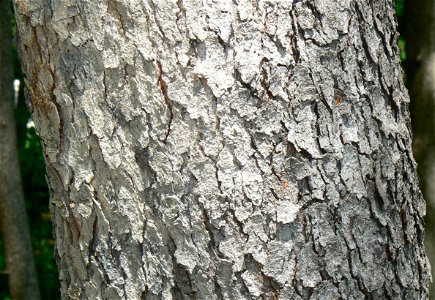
[0,0,41,299]
[14,0,431,298]
[404,0,435,296]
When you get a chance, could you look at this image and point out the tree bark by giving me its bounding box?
[14,0,431,298]
[0,0,41,299]
[404,0,435,295]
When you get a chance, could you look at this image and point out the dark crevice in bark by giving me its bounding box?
[234,68,261,104]
[259,57,274,102]
[228,209,248,242]
[270,188,279,200]
[107,0,128,35]
[173,264,197,299]
[213,277,224,300]
[156,60,173,144]
[289,8,301,64]
[198,201,226,260]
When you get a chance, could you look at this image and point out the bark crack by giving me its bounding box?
[156,60,174,144]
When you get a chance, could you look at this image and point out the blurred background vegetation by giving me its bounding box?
[0,0,432,299]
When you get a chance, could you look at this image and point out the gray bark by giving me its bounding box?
[14,0,431,299]
[404,0,435,296]
[0,0,41,299]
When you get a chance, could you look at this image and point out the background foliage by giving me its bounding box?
[0,0,420,299]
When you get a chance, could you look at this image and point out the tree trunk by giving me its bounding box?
[14,0,431,298]
[0,0,41,299]
[404,0,435,296]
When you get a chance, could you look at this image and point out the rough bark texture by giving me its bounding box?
[0,0,41,299]
[404,0,435,295]
[14,0,431,299]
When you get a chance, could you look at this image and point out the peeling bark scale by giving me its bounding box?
[13,0,431,299]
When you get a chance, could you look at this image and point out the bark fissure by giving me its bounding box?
[156,60,174,144]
